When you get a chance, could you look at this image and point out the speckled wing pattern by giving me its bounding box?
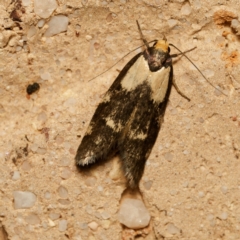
[75,41,173,189]
[118,76,172,188]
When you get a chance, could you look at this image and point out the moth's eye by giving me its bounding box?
[168,47,171,53]
[153,41,157,46]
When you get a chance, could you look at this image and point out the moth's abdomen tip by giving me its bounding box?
[75,155,96,167]
[125,173,140,190]
[128,182,139,190]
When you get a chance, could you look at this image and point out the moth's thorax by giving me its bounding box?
[144,40,171,72]
[120,55,170,103]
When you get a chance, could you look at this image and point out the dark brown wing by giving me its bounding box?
[118,67,173,188]
[75,53,142,166]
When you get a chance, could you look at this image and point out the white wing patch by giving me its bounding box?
[121,56,149,91]
[121,56,170,104]
[86,125,93,135]
[129,131,148,140]
[103,92,111,103]
[105,117,123,131]
[149,66,170,103]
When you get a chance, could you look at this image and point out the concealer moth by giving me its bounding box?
[75,21,202,189]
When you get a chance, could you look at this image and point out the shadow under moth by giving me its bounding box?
[75,21,213,189]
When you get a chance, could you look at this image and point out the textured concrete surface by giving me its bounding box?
[0,0,240,239]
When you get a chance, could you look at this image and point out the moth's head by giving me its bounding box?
[153,40,169,53]
[144,38,171,72]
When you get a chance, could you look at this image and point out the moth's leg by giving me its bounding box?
[170,47,196,59]
[172,76,190,102]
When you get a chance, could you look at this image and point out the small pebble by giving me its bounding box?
[181,3,192,15]
[170,190,178,196]
[27,26,37,39]
[12,171,20,181]
[85,205,93,215]
[164,152,173,162]
[63,141,71,150]
[58,199,70,205]
[40,72,51,81]
[37,111,47,123]
[106,13,113,22]
[57,186,68,199]
[207,214,214,221]
[193,0,201,8]
[143,180,153,190]
[44,191,51,199]
[219,212,228,220]
[101,211,111,220]
[118,198,150,229]
[42,221,48,228]
[231,19,240,35]
[13,191,37,209]
[85,176,96,187]
[49,212,60,220]
[25,213,41,225]
[198,118,204,123]
[94,212,102,219]
[168,19,178,28]
[167,210,173,217]
[198,191,205,198]
[79,222,88,230]
[59,219,68,231]
[44,15,69,37]
[21,162,32,172]
[16,46,22,52]
[58,156,71,166]
[37,19,45,28]
[81,0,88,6]
[85,35,92,40]
[203,69,214,78]
[37,147,46,155]
[101,220,110,229]
[11,236,20,240]
[167,223,181,235]
[221,186,228,194]
[48,218,55,227]
[191,23,201,31]
[183,150,189,155]
[88,221,98,231]
[61,167,72,179]
[30,144,38,153]
[34,0,57,19]
[22,0,31,6]
[231,19,240,28]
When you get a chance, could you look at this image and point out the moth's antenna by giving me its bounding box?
[162,34,167,41]
[88,21,156,82]
[136,20,149,48]
[88,45,143,82]
[88,39,157,82]
[170,43,227,96]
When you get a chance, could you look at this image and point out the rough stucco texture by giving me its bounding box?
[0,0,240,239]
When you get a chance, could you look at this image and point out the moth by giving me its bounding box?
[75,21,197,189]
